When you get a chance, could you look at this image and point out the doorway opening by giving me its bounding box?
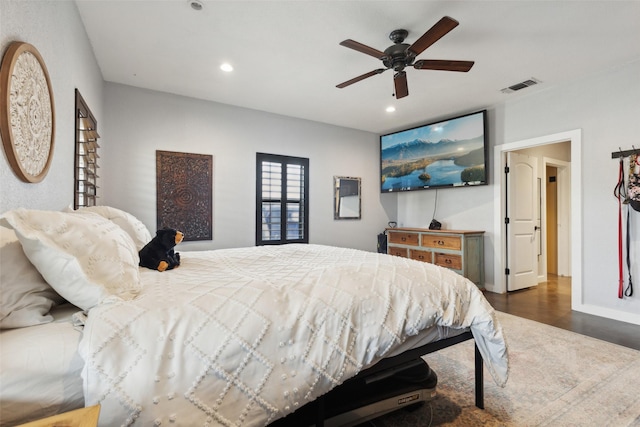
[504,145,571,291]
[492,129,582,311]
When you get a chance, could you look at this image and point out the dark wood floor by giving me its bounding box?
[482,275,640,351]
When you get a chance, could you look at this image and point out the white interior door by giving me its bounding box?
[507,152,539,291]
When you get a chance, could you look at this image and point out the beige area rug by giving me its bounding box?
[367,312,640,427]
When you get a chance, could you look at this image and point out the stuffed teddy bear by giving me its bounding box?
[139,228,184,272]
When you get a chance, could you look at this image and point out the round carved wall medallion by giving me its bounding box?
[0,41,55,183]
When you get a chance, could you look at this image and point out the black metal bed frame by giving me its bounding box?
[272,331,483,426]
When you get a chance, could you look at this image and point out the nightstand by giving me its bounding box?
[17,405,100,427]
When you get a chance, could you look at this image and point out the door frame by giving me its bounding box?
[543,157,571,278]
[493,129,582,310]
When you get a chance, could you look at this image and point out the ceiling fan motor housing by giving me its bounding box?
[383,43,414,71]
[383,29,416,72]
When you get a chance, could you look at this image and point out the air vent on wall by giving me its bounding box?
[501,77,541,94]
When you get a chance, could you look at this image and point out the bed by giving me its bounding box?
[0,207,508,426]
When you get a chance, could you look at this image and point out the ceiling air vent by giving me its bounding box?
[501,78,541,94]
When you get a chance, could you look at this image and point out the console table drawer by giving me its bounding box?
[434,253,462,270]
[410,249,433,263]
[421,235,461,251]
[388,246,408,258]
[388,232,419,246]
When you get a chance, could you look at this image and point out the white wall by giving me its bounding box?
[395,108,498,286]
[498,61,640,324]
[0,1,395,254]
[516,142,571,163]
[398,61,640,324]
[0,0,103,212]
[101,83,396,252]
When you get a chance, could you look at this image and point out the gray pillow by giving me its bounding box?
[0,227,64,329]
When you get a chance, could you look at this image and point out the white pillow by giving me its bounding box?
[0,227,65,329]
[0,209,141,311]
[69,205,152,251]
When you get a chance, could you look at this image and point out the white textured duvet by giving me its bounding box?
[79,244,508,426]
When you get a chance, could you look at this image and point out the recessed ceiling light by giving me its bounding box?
[220,63,233,72]
[386,106,396,113]
[189,0,203,11]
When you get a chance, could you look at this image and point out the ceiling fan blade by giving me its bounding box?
[336,69,386,88]
[394,71,408,99]
[339,39,387,60]
[408,16,459,57]
[413,59,474,72]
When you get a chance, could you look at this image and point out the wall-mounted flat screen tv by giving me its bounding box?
[380,110,488,193]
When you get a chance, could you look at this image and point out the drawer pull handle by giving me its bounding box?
[445,259,452,264]
[401,237,406,241]
[418,255,424,260]
[436,240,445,245]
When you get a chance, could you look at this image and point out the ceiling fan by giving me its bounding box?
[336,16,474,99]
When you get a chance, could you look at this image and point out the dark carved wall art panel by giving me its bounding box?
[156,150,213,241]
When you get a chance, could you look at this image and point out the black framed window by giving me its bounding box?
[256,153,309,245]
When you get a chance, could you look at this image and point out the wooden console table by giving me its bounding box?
[386,227,485,287]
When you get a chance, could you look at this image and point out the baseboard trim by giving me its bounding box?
[573,303,640,326]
